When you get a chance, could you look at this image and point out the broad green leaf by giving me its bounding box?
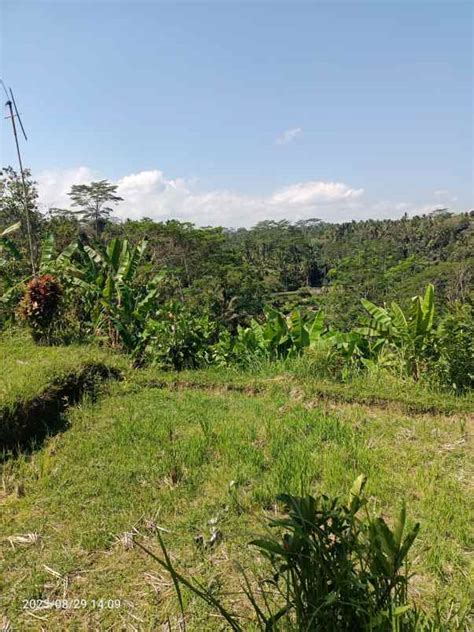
[361,298,392,333]
[84,244,104,265]
[249,539,288,556]
[373,517,396,563]
[102,275,115,301]
[39,234,55,272]
[308,310,324,343]
[399,522,420,562]
[135,286,159,317]
[0,221,21,237]
[393,502,406,550]
[289,309,310,349]
[390,302,408,333]
[349,474,367,514]
[420,283,435,334]
[106,238,122,271]
[56,241,79,265]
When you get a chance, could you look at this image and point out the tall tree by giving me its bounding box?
[0,166,42,265]
[68,180,123,238]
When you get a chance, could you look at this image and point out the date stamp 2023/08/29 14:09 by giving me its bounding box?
[22,598,123,611]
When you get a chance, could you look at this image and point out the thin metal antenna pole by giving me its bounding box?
[5,98,36,275]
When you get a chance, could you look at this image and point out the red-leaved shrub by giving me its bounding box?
[19,274,62,342]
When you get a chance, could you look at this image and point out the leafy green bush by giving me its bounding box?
[297,342,351,380]
[358,284,435,380]
[44,236,164,353]
[142,300,219,370]
[217,308,327,366]
[248,475,419,630]
[430,304,473,392]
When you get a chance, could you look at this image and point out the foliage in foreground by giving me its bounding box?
[138,477,467,631]
[1,345,471,628]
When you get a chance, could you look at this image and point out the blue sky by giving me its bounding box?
[1,1,472,226]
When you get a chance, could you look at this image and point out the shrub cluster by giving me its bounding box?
[430,303,473,392]
[4,235,472,392]
[19,274,62,342]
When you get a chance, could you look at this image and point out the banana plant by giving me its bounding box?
[48,237,165,353]
[0,223,23,322]
[0,222,22,278]
[0,221,21,241]
[1,225,56,287]
[358,284,435,379]
[234,308,328,360]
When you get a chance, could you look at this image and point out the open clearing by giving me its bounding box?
[1,338,473,630]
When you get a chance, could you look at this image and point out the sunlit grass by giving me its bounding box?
[0,341,472,628]
[0,333,126,412]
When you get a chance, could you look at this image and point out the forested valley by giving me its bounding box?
[1,167,473,630]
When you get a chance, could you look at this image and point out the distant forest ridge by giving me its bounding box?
[53,209,473,327]
[0,164,472,330]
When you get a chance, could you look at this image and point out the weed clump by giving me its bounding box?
[138,476,468,630]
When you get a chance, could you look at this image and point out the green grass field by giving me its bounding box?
[1,338,472,630]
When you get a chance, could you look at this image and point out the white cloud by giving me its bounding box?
[275,127,302,145]
[110,171,365,225]
[270,181,363,206]
[36,166,458,228]
[37,166,98,210]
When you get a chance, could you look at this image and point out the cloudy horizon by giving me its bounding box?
[35,165,463,229]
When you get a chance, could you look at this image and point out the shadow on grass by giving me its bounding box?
[0,364,122,459]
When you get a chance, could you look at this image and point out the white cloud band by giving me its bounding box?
[36,166,453,228]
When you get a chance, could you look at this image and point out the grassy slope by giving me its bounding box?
[0,342,472,630]
[137,362,474,414]
[0,334,126,413]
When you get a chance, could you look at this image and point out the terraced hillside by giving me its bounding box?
[1,338,472,630]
